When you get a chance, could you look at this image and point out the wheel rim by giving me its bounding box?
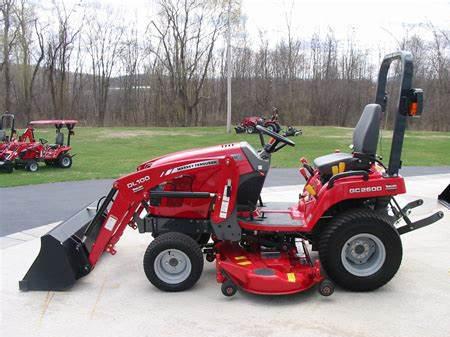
[154,249,192,284]
[267,125,274,132]
[247,127,254,134]
[30,163,38,172]
[341,233,386,277]
[62,157,70,167]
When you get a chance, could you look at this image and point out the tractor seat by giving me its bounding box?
[313,104,382,176]
[49,132,64,149]
[313,152,355,176]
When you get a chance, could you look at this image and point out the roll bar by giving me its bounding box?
[0,113,16,140]
[375,51,423,176]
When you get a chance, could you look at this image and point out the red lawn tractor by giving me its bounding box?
[0,115,38,173]
[28,120,77,169]
[0,119,77,173]
[20,52,443,299]
[235,108,282,134]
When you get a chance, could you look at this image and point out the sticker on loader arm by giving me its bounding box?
[219,180,232,218]
[104,215,118,231]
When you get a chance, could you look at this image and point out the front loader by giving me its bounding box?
[20,51,443,298]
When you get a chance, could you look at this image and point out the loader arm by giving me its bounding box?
[85,155,239,266]
[20,155,239,290]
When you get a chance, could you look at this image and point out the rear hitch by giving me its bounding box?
[397,211,444,235]
[391,197,444,235]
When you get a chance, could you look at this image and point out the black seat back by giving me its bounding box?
[353,104,382,155]
[55,132,64,146]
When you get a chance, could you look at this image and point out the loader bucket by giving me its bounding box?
[438,184,450,209]
[19,201,98,291]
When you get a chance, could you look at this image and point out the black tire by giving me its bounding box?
[143,232,204,292]
[266,124,276,132]
[318,279,335,296]
[246,126,255,134]
[318,208,402,292]
[274,123,281,133]
[58,154,72,168]
[26,160,39,172]
[4,162,14,173]
[221,280,237,297]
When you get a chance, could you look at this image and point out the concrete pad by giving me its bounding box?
[0,223,62,250]
[1,175,450,337]
[0,236,23,249]
[20,222,61,238]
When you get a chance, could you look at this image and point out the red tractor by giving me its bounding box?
[235,108,282,134]
[0,115,37,173]
[20,52,443,299]
[0,119,77,173]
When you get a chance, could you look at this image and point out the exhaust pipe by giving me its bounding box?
[19,201,98,291]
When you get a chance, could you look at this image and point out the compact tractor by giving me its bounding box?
[0,119,77,173]
[20,52,443,298]
[235,107,282,134]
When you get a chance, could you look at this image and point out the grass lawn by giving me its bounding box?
[1,126,449,187]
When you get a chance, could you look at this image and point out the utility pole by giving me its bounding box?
[226,0,232,133]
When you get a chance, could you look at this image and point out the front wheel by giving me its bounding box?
[58,154,72,168]
[246,126,255,134]
[319,209,402,291]
[143,232,204,292]
[26,160,39,172]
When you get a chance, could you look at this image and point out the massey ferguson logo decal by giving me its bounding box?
[127,175,150,192]
[160,160,219,177]
[349,186,382,193]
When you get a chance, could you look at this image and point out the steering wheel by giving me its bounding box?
[39,138,48,145]
[256,125,295,153]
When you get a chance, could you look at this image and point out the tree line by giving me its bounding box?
[1,0,449,130]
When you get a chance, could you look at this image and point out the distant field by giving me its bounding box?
[1,126,449,187]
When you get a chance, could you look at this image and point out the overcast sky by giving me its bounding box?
[84,0,446,43]
[38,0,449,67]
[242,0,449,50]
[52,0,449,49]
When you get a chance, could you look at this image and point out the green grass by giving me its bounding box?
[1,126,449,187]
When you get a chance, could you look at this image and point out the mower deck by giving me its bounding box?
[216,242,323,295]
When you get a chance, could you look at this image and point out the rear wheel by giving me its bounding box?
[58,154,72,168]
[246,126,255,134]
[318,209,402,291]
[143,232,204,292]
[266,124,276,132]
[4,161,14,173]
[26,160,39,172]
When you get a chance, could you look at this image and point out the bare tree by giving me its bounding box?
[1,0,18,112]
[86,5,124,126]
[14,0,45,121]
[150,0,228,126]
[45,0,81,119]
